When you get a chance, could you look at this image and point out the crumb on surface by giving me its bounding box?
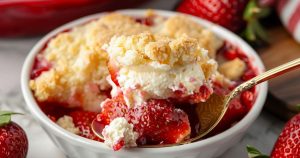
[102,117,138,150]
[219,58,246,80]
[57,116,80,135]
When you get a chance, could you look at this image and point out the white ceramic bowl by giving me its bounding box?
[21,9,268,158]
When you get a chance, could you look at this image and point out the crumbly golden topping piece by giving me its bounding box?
[159,15,221,58]
[57,116,80,134]
[219,58,246,80]
[30,13,150,111]
[105,33,211,67]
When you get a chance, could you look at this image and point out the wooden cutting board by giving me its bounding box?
[257,25,300,120]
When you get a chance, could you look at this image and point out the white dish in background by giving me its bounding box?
[21,9,268,158]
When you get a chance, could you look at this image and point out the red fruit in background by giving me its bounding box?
[0,111,28,158]
[271,113,300,157]
[69,111,101,141]
[98,94,191,145]
[177,0,249,32]
[258,0,276,7]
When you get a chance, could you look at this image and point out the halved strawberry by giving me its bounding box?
[98,94,191,145]
[69,111,102,141]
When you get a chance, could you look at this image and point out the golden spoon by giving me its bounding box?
[92,58,300,147]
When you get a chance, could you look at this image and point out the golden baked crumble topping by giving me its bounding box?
[104,33,211,67]
[30,12,221,111]
[30,13,150,111]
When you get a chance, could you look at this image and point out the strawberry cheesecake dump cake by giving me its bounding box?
[30,11,258,150]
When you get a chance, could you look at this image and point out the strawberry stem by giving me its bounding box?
[242,0,270,43]
[0,111,22,126]
[246,145,270,158]
[296,104,300,112]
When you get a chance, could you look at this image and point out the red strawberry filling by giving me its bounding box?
[69,111,101,141]
[97,94,191,146]
[173,85,213,104]
[32,36,258,148]
[30,54,51,79]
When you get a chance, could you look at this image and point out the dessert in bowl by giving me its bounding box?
[21,9,267,158]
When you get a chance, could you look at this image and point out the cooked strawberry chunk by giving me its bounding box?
[31,55,51,79]
[173,85,213,104]
[69,111,102,141]
[241,90,255,111]
[97,94,191,145]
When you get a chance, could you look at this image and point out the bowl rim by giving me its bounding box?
[21,9,268,154]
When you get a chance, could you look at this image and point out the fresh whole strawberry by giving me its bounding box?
[177,0,271,43]
[0,111,28,158]
[247,113,300,158]
[69,111,102,141]
[271,113,300,157]
[177,0,249,32]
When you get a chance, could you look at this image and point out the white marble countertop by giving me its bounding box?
[0,0,285,157]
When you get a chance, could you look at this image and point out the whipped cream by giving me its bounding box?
[102,117,138,149]
[118,62,213,106]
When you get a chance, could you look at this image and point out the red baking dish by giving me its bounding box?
[0,0,145,37]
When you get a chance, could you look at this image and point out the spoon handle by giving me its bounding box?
[229,58,300,99]
[255,58,300,84]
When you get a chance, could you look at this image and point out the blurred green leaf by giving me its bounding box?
[247,145,270,158]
